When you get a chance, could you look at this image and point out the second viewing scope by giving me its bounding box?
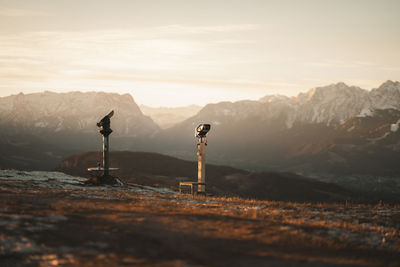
[195,124,211,138]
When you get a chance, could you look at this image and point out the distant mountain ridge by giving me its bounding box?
[171,81,400,138]
[258,80,399,127]
[1,81,399,179]
[0,91,159,136]
[0,91,159,170]
[157,80,400,177]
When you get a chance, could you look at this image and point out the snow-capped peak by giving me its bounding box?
[370,80,400,110]
[254,81,399,127]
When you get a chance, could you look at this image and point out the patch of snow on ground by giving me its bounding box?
[0,170,176,196]
[0,170,86,189]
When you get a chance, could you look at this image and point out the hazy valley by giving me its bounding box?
[140,104,202,129]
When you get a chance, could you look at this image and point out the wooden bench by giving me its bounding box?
[179,182,206,195]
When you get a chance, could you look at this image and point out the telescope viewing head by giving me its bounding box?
[97,110,114,136]
[195,124,211,138]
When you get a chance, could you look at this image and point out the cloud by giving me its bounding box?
[382,66,400,72]
[0,6,48,17]
[155,24,263,35]
[68,72,274,90]
[307,60,377,69]
[0,26,264,83]
[0,24,396,104]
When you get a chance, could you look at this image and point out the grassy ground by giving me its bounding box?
[0,173,400,266]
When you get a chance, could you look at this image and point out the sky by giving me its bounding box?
[0,0,399,107]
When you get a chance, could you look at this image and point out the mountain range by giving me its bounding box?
[0,91,158,136]
[157,81,400,175]
[0,91,159,169]
[1,81,399,184]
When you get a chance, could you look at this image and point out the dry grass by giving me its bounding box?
[0,177,400,266]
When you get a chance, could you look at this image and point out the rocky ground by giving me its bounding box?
[0,170,400,266]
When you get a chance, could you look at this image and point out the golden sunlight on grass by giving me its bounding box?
[1,176,399,266]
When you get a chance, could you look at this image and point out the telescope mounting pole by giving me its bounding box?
[103,134,109,177]
[197,136,207,193]
[97,110,113,178]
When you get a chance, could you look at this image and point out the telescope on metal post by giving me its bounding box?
[96,110,114,177]
[195,124,211,194]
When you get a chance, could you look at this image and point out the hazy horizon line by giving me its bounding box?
[0,79,398,108]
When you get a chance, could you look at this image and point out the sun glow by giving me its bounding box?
[0,1,399,106]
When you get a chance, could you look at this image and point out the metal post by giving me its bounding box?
[197,137,206,193]
[103,135,109,176]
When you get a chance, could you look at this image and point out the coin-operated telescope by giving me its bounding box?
[195,124,211,138]
[195,124,211,194]
[97,110,114,137]
[96,110,114,176]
